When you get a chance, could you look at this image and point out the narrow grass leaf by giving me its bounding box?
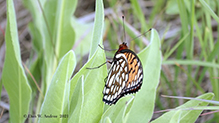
[151,93,214,123]
[200,0,219,23]
[163,60,219,68]
[163,32,189,60]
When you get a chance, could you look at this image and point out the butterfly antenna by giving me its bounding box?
[122,16,126,43]
[130,28,152,42]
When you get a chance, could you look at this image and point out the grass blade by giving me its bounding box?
[152,93,214,123]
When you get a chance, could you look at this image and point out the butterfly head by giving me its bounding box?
[118,42,128,52]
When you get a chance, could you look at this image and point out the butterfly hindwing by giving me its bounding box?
[103,53,129,105]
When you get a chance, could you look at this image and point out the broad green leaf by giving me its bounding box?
[69,47,106,123]
[39,51,76,123]
[104,117,112,123]
[72,18,93,62]
[55,0,77,59]
[151,93,214,123]
[89,0,104,58]
[100,96,133,123]
[124,29,162,123]
[69,0,105,122]
[68,76,84,123]
[169,110,181,123]
[2,0,32,122]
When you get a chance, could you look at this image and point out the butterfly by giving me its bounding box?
[102,42,143,105]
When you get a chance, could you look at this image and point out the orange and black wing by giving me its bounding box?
[121,49,143,95]
[103,49,143,105]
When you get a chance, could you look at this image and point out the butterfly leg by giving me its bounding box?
[86,61,112,69]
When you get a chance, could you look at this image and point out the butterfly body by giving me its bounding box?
[103,42,143,105]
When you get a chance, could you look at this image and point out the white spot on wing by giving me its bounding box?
[110,96,113,101]
[115,92,118,98]
[116,75,119,82]
[122,81,125,88]
[108,74,115,87]
[139,75,143,81]
[116,63,119,71]
[107,95,110,101]
[114,93,117,99]
[116,53,126,59]
[126,74,128,81]
[120,67,123,73]
[121,61,125,67]
[112,63,116,70]
[106,89,109,93]
[104,95,107,99]
[103,87,106,93]
[125,66,128,72]
[138,62,141,67]
[118,88,122,94]
[120,77,123,85]
[132,81,134,86]
[121,72,124,79]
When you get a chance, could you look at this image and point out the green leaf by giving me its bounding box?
[70,33,105,122]
[72,18,93,62]
[68,75,84,123]
[166,0,179,15]
[100,96,133,123]
[124,29,162,122]
[55,0,77,59]
[151,93,214,123]
[169,110,181,123]
[104,117,112,123]
[88,0,104,58]
[200,0,219,23]
[163,60,219,68]
[68,0,105,121]
[39,51,76,123]
[1,0,32,122]
[69,47,106,123]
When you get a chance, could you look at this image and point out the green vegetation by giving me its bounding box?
[1,0,219,122]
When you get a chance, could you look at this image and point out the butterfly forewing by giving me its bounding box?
[103,49,143,105]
